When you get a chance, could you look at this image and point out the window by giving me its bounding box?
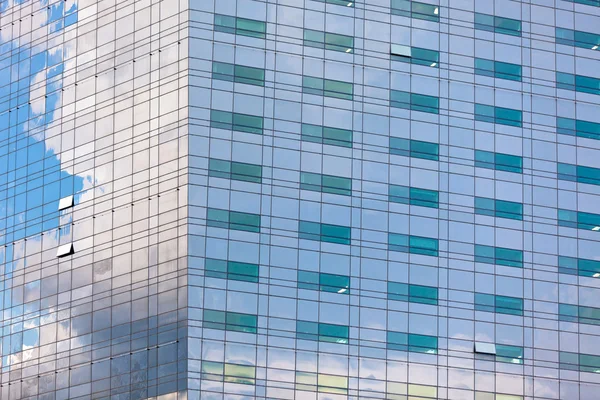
[301,123,353,148]
[297,321,349,343]
[474,58,522,81]
[390,90,440,114]
[389,138,439,161]
[557,117,600,140]
[388,233,439,256]
[558,256,600,278]
[391,45,439,67]
[202,361,256,385]
[474,13,521,36]
[304,29,354,53]
[202,309,258,333]
[206,208,261,233]
[303,76,353,100]
[300,172,352,196]
[205,258,259,283]
[299,221,351,245]
[475,104,522,127]
[475,197,523,220]
[556,27,600,50]
[558,163,600,186]
[214,14,266,38]
[387,331,438,354]
[314,0,355,6]
[389,185,439,208]
[298,270,350,294]
[562,0,600,5]
[557,72,600,95]
[475,244,523,268]
[475,150,522,173]
[475,293,524,316]
[391,0,440,22]
[560,351,600,373]
[296,371,348,395]
[558,209,600,231]
[388,282,438,305]
[559,303,600,326]
[495,345,524,364]
[212,62,265,86]
[209,159,262,183]
[210,110,264,135]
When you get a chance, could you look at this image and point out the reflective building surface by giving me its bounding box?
[3,0,600,399]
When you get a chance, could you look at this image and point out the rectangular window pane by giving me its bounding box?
[390,90,440,114]
[303,76,353,100]
[205,258,259,283]
[209,159,262,183]
[475,293,523,316]
[207,208,261,233]
[475,150,522,173]
[299,221,351,245]
[558,163,600,186]
[389,233,438,256]
[475,13,521,36]
[557,71,600,95]
[203,310,257,333]
[210,110,263,135]
[297,321,349,343]
[475,197,523,220]
[391,0,440,22]
[475,104,522,127]
[300,172,351,195]
[475,58,522,81]
[389,138,439,161]
[214,14,266,38]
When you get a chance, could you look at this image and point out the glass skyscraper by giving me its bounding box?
[2,0,600,398]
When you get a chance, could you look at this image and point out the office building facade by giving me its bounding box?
[2,0,600,398]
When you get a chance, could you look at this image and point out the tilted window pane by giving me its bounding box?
[224,364,256,385]
[303,76,353,100]
[301,123,353,147]
[390,90,440,114]
[389,233,439,256]
[214,14,266,38]
[389,138,439,161]
[558,209,600,230]
[392,46,439,67]
[391,0,440,22]
[207,208,261,233]
[495,345,524,364]
[297,321,349,343]
[304,30,354,53]
[389,185,439,208]
[298,270,350,294]
[559,256,600,278]
[300,172,351,195]
[210,110,263,134]
[557,117,600,140]
[475,244,523,268]
[203,310,257,333]
[475,293,524,316]
[559,303,600,325]
[562,0,600,6]
[556,27,600,49]
[475,104,522,127]
[209,159,262,183]
[205,258,259,282]
[558,163,600,186]
[475,13,521,36]
[475,197,523,220]
[557,71,600,95]
[560,351,600,373]
[475,58,522,81]
[387,331,438,353]
[475,150,522,173]
[388,282,438,305]
[299,221,351,245]
[314,0,356,6]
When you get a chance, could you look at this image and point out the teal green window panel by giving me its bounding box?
[388,233,439,256]
[557,117,600,140]
[557,72,600,95]
[304,29,354,53]
[298,270,350,294]
[560,351,600,373]
[387,331,438,354]
[297,321,349,344]
[559,256,600,278]
[206,208,261,233]
[558,209,600,230]
[389,138,439,161]
[214,14,266,38]
[563,0,600,6]
[495,345,524,364]
[205,258,259,283]
[392,46,439,67]
[559,303,600,325]
[475,150,522,173]
[475,104,522,127]
[556,28,600,50]
[203,309,258,333]
[475,197,523,220]
[475,244,523,268]
[389,185,439,208]
[212,62,265,86]
[474,13,521,36]
[210,110,264,135]
[388,282,438,305]
[299,221,351,245]
[391,0,439,22]
[301,123,353,148]
[208,159,262,183]
[390,90,440,114]
[300,172,352,196]
[201,361,256,385]
[314,0,355,6]
[558,163,600,186]
[302,76,353,100]
[475,293,524,316]
[474,58,522,81]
